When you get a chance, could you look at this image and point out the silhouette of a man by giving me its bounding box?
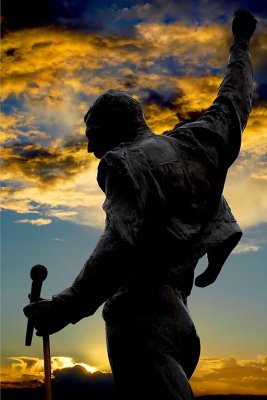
[24,10,257,399]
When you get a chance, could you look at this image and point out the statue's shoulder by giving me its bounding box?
[97,134,179,191]
[97,147,136,192]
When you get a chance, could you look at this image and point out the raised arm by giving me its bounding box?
[213,10,256,158]
[193,12,257,288]
[168,11,257,288]
[171,10,257,168]
[217,10,256,127]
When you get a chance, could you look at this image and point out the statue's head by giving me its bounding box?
[84,89,147,158]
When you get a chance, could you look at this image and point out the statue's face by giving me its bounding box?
[84,112,114,159]
[85,123,107,159]
[84,90,145,158]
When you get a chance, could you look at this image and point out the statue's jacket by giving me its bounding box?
[54,39,253,323]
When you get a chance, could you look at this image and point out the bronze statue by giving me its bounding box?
[24,10,257,399]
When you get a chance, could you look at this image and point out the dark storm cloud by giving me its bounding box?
[142,87,183,110]
[121,74,139,89]
[2,0,266,38]
[1,0,50,34]
[161,109,206,135]
[1,0,100,35]
[254,83,267,105]
[175,109,206,125]
[5,48,18,56]
[63,135,88,151]
[12,145,53,160]
[52,365,116,399]
[31,41,54,50]
[141,85,207,128]
[1,135,88,185]
[116,0,267,27]
[54,365,114,386]
[1,367,116,399]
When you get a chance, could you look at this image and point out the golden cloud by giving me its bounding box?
[144,102,178,134]
[191,355,267,395]
[0,111,49,143]
[0,23,239,101]
[173,75,222,113]
[1,27,150,101]
[136,21,267,72]
[136,22,230,67]
[1,108,266,231]
[0,170,105,229]
[1,22,265,104]
[251,26,267,71]
[224,107,267,229]
[1,139,88,185]
[224,163,267,229]
[241,105,267,155]
[2,354,266,395]
[0,356,100,389]
[1,29,100,100]
[1,23,266,230]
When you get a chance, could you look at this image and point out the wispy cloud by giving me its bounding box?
[14,218,52,226]
[51,237,64,242]
[191,355,267,395]
[233,243,260,254]
[232,224,267,254]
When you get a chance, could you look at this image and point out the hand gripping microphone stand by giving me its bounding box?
[25,265,52,400]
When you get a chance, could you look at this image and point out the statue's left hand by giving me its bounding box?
[23,299,70,336]
[232,9,257,41]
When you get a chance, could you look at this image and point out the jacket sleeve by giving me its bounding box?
[52,151,148,322]
[168,39,253,287]
[172,37,253,168]
[216,37,253,134]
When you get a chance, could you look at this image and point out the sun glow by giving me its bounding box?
[0,356,101,388]
[51,356,98,374]
[2,354,266,394]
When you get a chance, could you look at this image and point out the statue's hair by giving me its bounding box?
[86,90,146,134]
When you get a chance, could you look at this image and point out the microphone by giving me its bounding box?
[25,265,48,346]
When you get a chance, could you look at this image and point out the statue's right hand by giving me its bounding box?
[24,299,70,336]
[232,10,257,41]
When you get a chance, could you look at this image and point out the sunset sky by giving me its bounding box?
[1,0,267,395]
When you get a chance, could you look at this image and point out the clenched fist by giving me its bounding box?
[232,10,257,41]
